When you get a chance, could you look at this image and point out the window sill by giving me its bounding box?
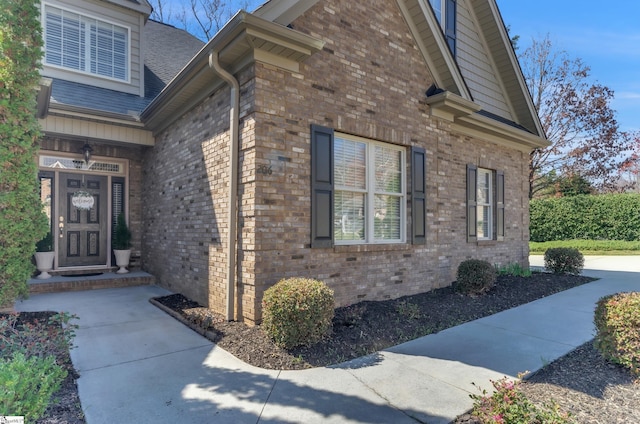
[476,240,497,246]
[333,243,411,253]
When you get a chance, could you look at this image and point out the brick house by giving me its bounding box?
[36,0,547,322]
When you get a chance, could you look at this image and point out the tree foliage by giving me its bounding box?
[0,0,49,307]
[520,35,635,198]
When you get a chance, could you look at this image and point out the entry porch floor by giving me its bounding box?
[28,270,155,294]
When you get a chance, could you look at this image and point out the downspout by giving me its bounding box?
[209,51,240,321]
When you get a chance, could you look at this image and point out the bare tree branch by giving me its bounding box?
[520,35,634,198]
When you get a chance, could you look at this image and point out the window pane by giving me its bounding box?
[335,191,365,241]
[430,0,442,22]
[477,170,491,204]
[477,205,491,239]
[375,146,402,193]
[335,138,366,189]
[374,195,401,240]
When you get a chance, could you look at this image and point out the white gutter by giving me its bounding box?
[209,51,240,321]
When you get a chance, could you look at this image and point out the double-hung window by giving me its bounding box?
[429,0,457,55]
[311,125,426,247]
[467,164,505,242]
[333,135,405,244]
[44,5,129,81]
[476,168,493,240]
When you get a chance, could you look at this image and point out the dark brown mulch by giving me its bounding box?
[454,342,640,424]
[1,311,85,424]
[153,272,596,370]
[520,342,639,424]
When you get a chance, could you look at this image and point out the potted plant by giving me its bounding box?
[112,213,132,274]
[34,232,55,279]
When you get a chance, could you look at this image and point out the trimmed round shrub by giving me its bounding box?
[262,278,334,349]
[455,259,496,295]
[544,247,584,275]
[594,292,640,376]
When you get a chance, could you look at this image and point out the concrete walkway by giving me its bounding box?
[16,257,640,424]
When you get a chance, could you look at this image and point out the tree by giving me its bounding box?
[148,0,255,41]
[519,35,635,198]
[0,0,49,307]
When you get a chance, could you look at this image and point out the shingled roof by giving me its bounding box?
[144,20,206,98]
[49,19,205,118]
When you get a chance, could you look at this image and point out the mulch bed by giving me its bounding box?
[1,311,85,424]
[152,273,596,370]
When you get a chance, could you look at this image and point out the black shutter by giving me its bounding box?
[411,147,426,245]
[496,170,505,241]
[445,0,457,55]
[466,163,477,243]
[311,125,334,248]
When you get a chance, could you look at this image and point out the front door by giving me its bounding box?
[58,173,108,267]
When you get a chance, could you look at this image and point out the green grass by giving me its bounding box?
[530,240,640,255]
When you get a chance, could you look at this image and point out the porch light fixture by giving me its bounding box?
[82,143,93,164]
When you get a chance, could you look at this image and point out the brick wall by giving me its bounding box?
[244,0,531,320]
[141,0,533,323]
[141,67,257,316]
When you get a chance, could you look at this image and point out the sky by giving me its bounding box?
[497,0,640,133]
[157,0,639,133]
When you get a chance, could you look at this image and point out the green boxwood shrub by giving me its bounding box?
[543,248,584,275]
[594,292,640,376]
[530,194,640,242]
[262,278,334,349]
[0,352,67,422]
[455,259,496,295]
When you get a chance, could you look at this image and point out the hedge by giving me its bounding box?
[530,194,640,242]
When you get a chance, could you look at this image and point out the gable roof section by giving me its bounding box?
[467,0,544,136]
[394,0,546,146]
[396,0,471,99]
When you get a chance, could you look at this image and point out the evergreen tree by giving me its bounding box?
[0,0,49,307]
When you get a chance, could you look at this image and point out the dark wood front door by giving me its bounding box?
[58,173,108,267]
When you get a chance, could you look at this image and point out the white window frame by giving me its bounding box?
[334,134,406,245]
[42,3,131,83]
[477,168,493,241]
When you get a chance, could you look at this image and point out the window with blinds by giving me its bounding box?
[477,168,493,240]
[334,135,405,244]
[44,5,129,81]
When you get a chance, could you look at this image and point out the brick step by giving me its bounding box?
[28,271,155,294]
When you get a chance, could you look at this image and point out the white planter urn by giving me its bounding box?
[113,249,131,274]
[34,251,56,279]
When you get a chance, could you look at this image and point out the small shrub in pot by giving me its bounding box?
[455,259,496,295]
[594,292,640,376]
[262,277,334,349]
[544,247,584,275]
